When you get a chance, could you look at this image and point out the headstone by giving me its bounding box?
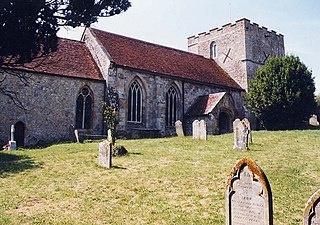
[107,129,113,143]
[98,140,112,168]
[304,190,320,225]
[175,120,184,137]
[192,120,200,139]
[242,118,252,143]
[233,120,249,150]
[226,157,273,225]
[74,129,79,143]
[199,120,207,140]
[309,115,319,126]
[9,125,16,150]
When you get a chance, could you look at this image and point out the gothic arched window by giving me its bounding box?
[210,41,217,59]
[128,80,143,122]
[166,86,179,126]
[75,86,93,129]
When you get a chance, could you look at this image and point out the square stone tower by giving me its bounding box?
[187,18,285,91]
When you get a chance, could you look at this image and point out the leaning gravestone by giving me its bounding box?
[98,140,112,168]
[192,120,200,139]
[233,120,249,150]
[304,190,320,225]
[226,157,273,225]
[242,118,252,143]
[175,120,184,137]
[199,120,207,140]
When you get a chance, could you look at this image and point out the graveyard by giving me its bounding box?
[0,129,319,224]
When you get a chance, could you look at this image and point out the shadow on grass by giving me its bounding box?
[112,165,127,170]
[0,152,41,177]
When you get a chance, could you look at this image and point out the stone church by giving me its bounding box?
[0,18,284,146]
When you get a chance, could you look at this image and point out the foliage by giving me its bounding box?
[246,55,317,130]
[316,93,320,115]
[0,130,319,224]
[0,0,131,66]
[103,103,118,145]
[112,145,128,156]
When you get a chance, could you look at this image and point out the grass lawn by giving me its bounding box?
[0,130,319,224]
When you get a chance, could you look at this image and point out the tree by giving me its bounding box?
[246,55,317,130]
[0,0,131,66]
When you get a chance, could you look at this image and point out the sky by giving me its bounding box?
[58,0,320,94]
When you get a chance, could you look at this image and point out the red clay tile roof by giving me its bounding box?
[5,38,103,80]
[186,92,226,116]
[91,28,242,90]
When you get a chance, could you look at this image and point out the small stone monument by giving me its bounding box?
[309,115,319,126]
[192,120,200,139]
[107,129,113,143]
[233,119,249,150]
[304,190,320,225]
[226,157,273,225]
[98,140,112,168]
[199,120,207,140]
[242,118,252,143]
[9,125,17,150]
[175,120,184,137]
[74,129,80,143]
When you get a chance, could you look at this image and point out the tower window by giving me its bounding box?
[128,80,143,123]
[75,86,93,129]
[210,42,217,59]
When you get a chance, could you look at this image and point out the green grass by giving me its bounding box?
[0,130,319,224]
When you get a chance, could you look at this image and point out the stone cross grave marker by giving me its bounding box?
[192,120,200,139]
[242,118,252,143]
[98,140,112,168]
[309,115,319,126]
[304,190,320,225]
[226,157,273,225]
[175,120,184,137]
[233,119,249,150]
[199,120,207,140]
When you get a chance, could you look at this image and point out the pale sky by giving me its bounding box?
[58,0,320,94]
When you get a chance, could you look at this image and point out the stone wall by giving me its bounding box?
[0,70,105,146]
[188,18,285,91]
[113,67,244,137]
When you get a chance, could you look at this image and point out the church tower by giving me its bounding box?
[187,18,285,91]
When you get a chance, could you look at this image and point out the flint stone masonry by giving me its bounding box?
[304,190,320,225]
[98,140,112,168]
[188,18,285,91]
[226,157,273,225]
[175,120,184,137]
[0,70,105,146]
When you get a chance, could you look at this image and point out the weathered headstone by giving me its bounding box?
[98,140,112,168]
[74,129,80,143]
[199,120,207,140]
[9,125,16,150]
[309,115,319,126]
[226,157,273,225]
[242,118,252,143]
[304,190,320,225]
[175,120,184,137]
[192,120,200,139]
[233,120,249,150]
[107,129,113,143]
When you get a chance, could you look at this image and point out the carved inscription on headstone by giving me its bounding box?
[175,120,184,137]
[304,190,320,225]
[226,157,273,225]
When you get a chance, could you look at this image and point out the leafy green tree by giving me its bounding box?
[0,0,131,66]
[246,55,317,130]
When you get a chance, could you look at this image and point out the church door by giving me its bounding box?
[219,112,230,134]
[14,121,25,147]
